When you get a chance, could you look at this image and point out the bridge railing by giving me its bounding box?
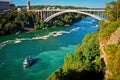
[28,8,105,12]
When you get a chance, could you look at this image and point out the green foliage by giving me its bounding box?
[0,11,49,36]
[48,32,103,80]
[105,44,117,54]
[104,0,120,22]
[0,11,36,36]
[99,1,120,79]
[104,1,117,22]
[48,0,120,79]
[48,13,84,27]
[34,19,48,29]
[25,5,87,10]
[102,0,120,28]
[99,21,119,40]
[105,45,120,80]
[99,20,108,28]
[81,32,100,61]
[0,11,83,36]
[73,44,84,62]
[63,53,73,71]
[116,50,120,62]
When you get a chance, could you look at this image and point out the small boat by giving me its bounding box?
[23,56,33,67]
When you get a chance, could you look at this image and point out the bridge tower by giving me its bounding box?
[27,0,30,10]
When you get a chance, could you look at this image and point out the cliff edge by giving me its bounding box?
[100,27,120,80]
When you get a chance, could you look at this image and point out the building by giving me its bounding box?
[26,0,30,10]
[0,1,15,12]
[17,6,27,12]
[17,0,30,12]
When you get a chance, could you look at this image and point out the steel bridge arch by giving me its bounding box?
[44,10,105,22]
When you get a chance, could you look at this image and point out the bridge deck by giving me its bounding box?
[27,9,106,22]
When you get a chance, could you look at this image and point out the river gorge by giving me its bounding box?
[0,16,99,80]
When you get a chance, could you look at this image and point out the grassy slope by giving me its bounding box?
[99,21,120,80]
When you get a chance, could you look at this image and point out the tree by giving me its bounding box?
[105,1,117,22]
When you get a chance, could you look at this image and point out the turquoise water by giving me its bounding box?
[0,16,99,80]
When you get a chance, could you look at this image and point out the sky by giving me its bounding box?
[1,0,117,8]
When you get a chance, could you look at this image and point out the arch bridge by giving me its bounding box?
[27,8,106,22]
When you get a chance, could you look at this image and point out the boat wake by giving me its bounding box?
[0,27,80,49]
[0,40,13,50]
[32,27,79,40]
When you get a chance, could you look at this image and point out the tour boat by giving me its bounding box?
[23,56,33,67]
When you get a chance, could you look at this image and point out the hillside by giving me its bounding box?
[47,31,104,80]
[99,0,120,79]
[47,21,120,80]
[99,24,120,80]
[47,0,120,79]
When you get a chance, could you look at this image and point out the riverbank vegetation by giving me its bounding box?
[0,11,36,36]
[47,13,85,27]
[48,31,103,80]
[23,5,87,9]
[48,0,120,80]
[0,10,83,36]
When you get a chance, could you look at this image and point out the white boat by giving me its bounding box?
[23,56,33,67]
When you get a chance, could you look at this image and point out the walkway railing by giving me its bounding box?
[27,8,106,22]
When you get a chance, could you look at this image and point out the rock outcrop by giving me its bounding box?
[100,27,120,80]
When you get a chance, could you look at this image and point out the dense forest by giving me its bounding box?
[48,31,103,80]
[0,11,36,36]
[0,10,83,36]
[47,0,120,80]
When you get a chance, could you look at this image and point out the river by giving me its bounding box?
[0,16,99,80]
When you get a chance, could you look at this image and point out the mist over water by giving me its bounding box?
[0,16,99,80]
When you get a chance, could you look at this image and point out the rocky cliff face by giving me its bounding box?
[107,28,120,44]
[100,27,120,80]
